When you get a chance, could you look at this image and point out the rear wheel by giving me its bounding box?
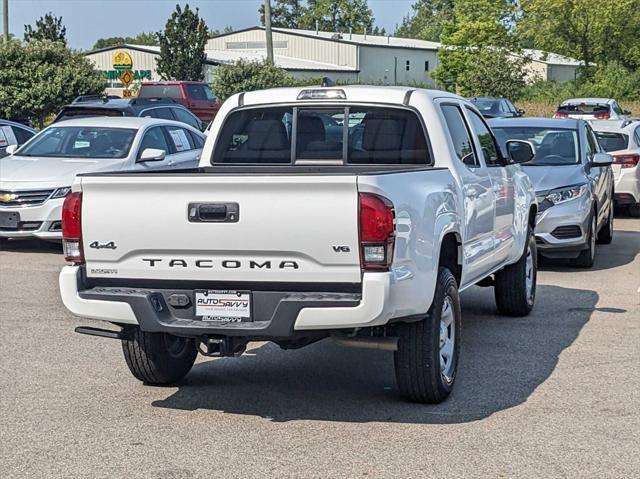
[494,230,537,316]
[597,201,614,244]
[121,328,197,385]
[394,267,461,404]
[571,213,596,268]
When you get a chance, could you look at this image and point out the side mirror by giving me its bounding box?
[138,148,166,162]
[506,140,535,164]
[5,144,17,155]
[517,109,525,116]
[590,152,613,166]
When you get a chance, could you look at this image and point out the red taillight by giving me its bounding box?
[613,154,640,168]
[62,191,84,264]
[554,112,568,119]
[594,112,610,119]
[359,193,395,271]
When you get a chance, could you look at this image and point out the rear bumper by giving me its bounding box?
[614,168,639,204]
[59,266,395,338]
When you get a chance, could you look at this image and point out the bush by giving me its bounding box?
[0,39,106,126]
[211,59,298,101]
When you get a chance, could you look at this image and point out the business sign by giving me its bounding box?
[100,49,152,84]
[112,50,133,70]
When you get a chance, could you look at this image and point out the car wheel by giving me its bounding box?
[494,229,537,316]
[394,267,461,404]
[597,201,614,244]
[571,213,596,268]
[629,204,640,218]
[121,328,197,385]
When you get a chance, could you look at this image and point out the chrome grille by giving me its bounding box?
[0,189,54,207]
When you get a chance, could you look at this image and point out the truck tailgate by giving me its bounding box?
[80,175,361,283]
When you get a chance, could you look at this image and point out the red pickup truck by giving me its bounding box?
[138,81,220,122]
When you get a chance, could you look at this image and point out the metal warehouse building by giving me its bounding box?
[85,26,584,95]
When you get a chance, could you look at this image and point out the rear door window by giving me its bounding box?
[145,108,175,121]
[171,107,202,130]
[441,104,478,167]
[164,126,195,152]
[211,106,430,165]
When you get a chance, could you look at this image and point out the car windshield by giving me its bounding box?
[558,104,609,115]
[594,131,628,152]
[492,126,580,165]
[471,100,500,113]
[17,126,136,159]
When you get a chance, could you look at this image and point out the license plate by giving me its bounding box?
[194,290,251,322]
[0,211,20,229]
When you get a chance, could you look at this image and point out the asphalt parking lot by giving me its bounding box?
[1,217,638,478]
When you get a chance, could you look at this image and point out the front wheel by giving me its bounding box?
[394,267,461,404]
[121,328,197,385]
[494,230,537,316]
[571,213,596,268]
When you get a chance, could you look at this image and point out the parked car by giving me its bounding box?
[468,97,524,118]
[138,81,220,122]
[591,119,640,216]
[554,98,631,121]
[0,117,204,241]
[53,97,205,132]
[59,86,539,404]
[491,117,615,267]
[0,119,37,158]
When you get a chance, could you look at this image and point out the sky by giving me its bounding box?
[5,0,416,49]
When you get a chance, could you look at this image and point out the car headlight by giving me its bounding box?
[51,187,71,199]
[545,184,588,206]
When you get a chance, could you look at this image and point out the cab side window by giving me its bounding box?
[441,104,478,168]
[466,108,501,166]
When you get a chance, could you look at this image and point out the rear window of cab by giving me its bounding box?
[211,105,431,165]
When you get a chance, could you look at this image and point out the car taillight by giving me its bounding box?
[62,191,84,264]
[613,154,640,168]
[359,193,395,271]
[594,112,610,119]
[553,112,568,119]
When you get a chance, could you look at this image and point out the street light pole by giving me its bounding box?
[2,0,8,42]
[264,0,274,64]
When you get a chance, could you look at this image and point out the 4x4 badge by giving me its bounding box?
[89,241,117,250]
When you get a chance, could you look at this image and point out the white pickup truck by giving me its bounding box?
[59,86,538,403]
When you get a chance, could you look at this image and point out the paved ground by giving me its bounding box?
[1,217,639,478]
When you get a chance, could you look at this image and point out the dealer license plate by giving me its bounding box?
[0,211,20,229]
[194,290,251,322]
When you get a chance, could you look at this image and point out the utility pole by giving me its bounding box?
[264,0,274,64]
[2,0,8,42]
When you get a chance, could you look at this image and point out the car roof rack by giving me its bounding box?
[72,94,121,104]
[129,98,177,106]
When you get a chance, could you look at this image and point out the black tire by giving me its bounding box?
[394,267,461,404]
[494,229,537,316]
[121,328,197,385]
[571,213,596,268]
[629,204,640,218]
[597,201,614,244]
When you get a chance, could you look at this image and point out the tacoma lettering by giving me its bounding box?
[141,258,299,269]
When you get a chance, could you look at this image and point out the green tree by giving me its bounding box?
[457,49,529,98]
[209,26,234,37]
[259,0,306,28]
[395,0,454,41]
[92,32,156,50]
[300,0,375,32]
[0,40,105,126]
[519,0,640,71]
[24,12,66,44]
[211,59,296,101]
[156,4,208,81]
[432,0,526,96]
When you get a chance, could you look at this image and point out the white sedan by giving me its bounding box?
[554,98,631,121]
[592,119,640,216]
[0,117,205,240]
